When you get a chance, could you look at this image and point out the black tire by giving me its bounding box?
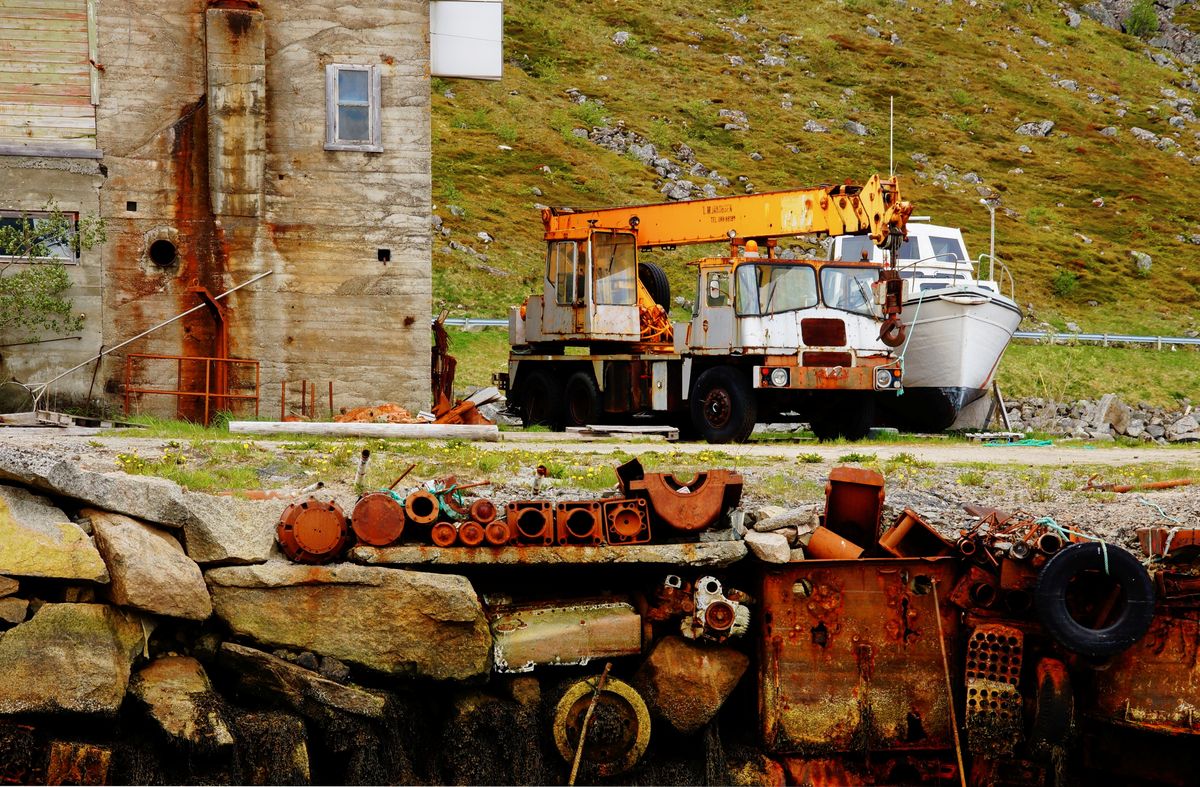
[690,366,757,444]
[638,262,671,308]
[563,370,602,428]
[520,370,564,429]
[1034,542,1155,658]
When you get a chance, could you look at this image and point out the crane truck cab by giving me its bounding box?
[504,176,912,443]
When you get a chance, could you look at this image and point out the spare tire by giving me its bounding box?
[1034,542,1154,658]
[638,262,671,309]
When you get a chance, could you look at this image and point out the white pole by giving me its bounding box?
[989,203,996,281]
[29,270,274,409]
[889,96,894,178]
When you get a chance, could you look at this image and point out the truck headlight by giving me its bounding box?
[769,368,790,387]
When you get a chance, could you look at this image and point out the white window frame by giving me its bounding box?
[0,210,79,265]
[325,64,383,153]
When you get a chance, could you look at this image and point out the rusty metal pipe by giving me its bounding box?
[957,537,978,557]
[1038,532,1064,555]
[484,520,511,546]
[969,582,997,608]
[405,490,440,525]
[806,526,865,560]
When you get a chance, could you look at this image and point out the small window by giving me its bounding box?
[929,236,966,261]
[0,211,79,264]
[706,270,731,308]
[592,232,637,305]
[325,64,382,152]
[549,241,581,305]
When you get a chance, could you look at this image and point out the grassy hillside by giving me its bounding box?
[431,0,1200,400]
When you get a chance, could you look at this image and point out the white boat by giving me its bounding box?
[831,220,1022,431]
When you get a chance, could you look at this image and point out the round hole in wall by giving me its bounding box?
[148,239,178,267]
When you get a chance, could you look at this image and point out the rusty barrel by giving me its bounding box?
[350,492,406,547]
[277,498,352,563]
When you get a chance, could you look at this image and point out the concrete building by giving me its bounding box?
[0,0,432,420]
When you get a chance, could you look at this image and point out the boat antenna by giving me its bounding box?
[889,96,894,178]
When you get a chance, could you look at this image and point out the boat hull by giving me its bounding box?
[882,288,1022,432]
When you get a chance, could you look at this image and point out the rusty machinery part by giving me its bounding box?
[405,490,440,526]
[1037,532,1064,556]
[552,675,651,777]
[1028,658,1072,752]
[556,501,605,545]
[349,491,406,547]
[616,458,743,533]
[1034,542,1155,658]
[948,566,1001,611]
[508,501,555,545]
[459,520,486,547]
[879,509,955,559]
[430,521,459,547]
[824,465,885,546]
[603,498,651,545]
[964,625,1024,757]
[484,519,511,546]
[876,267,906,348]
[469,498,498,525]
[644,574,695,623]
[806,526,865,560]
[276,498,352,564]
[682,576,751,643]
[489,598,642,674]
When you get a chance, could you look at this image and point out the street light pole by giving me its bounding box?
[979,198,996,281]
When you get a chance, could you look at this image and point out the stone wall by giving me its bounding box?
[1006,394,1199,442]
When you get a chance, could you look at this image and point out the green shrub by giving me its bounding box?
[1051,269,1079,297]
[1125,0,1160,38]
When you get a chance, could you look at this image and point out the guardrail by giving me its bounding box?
[436,318,1200,348]
[1012,331,1200,348]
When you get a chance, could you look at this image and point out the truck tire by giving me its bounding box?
[690,366,757,444]
[638,262,671,309]
[520,370,564,429]
[564,370,602,428]
[1034,542,1155,658]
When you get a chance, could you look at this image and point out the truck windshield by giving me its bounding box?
[734,263,818,316]
[820,266,879,317]
[592,231,637,305]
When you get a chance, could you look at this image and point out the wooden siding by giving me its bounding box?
[0,0,96,152]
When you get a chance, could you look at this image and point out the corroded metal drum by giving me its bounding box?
[430,521,458,547]
[277,498,351,563]
[350,492,406,547]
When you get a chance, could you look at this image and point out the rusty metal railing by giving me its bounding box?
[123,353,260,425]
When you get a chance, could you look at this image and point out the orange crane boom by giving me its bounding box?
[542,174,911,251]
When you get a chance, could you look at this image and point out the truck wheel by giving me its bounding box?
[520,370,563,429]
[690,367,756,444]
[638,262,671,308]
[564,371,602,428]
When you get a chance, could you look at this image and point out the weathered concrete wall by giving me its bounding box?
[0,156,104,408]
[1,0,431,419]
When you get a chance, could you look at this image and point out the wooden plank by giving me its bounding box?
[0,0,85,10]
[0,115,96,129]
[86,0,94,104]
[0,62,89,75]
[0,28,87,42]
[0,102,94,117]
[228,421,501,440]
[0,141,100,157]
[0,17,88,31]
[0,127,95,140]
[0,90,91,105]
[349,541,748,568]
[0,38,88,53]
[0,49,89,64]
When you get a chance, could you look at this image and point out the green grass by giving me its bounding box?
[998,343,1199,406]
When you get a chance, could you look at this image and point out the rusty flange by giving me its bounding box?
[469,498,498,524]
[556,501,604,545]
[277,497,351,563]
[430,521,458,547]
[604,498,651,544]
[507,501,555,545]
[350,492,406,547]
[552,676,651,777]
[459,520,485,547]
[485,520,511,546]
[405,490,440,525]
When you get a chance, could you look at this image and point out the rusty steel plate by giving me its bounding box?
[277,498,351,564]
[759,558,960,755]
[350,492,406,547]
[1090,614,1200,734]
[489,597,643,673]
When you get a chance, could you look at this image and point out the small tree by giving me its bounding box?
[1125,0,1160,39]
[0,203,105,340]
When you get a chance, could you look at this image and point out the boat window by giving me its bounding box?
[734,263,818,315]
[920,282,950,291]
[929,235,966,261]
[592,231,637,305]
[836,235,875,262]
[820,266,879,317]
[549,241,581,305]
[896,236,919,260]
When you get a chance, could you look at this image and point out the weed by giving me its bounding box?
[572,100,608,129]
[950,89,973,107]
[950,115,977,133]
[837,452,876,463]
[797,452,823,463]
[1051,269,1079,297]
[1125,0,1159,38]
[957,469,987,486]
[496,124,518,145]
[442,181,462,203]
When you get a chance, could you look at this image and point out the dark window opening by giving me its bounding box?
[126,201,137,212]
[377,248,391,262]
[148,239,178,267]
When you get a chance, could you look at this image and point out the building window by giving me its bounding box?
[0,211,79,264]
[325,64,382,152]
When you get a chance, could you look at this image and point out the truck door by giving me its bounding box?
[691,265,735,352]
[543,240,585,335]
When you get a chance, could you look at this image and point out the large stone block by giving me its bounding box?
[129,656,233,749]
[206,563,491,680]
[0,484,108,583]
[633,636,749,734]
[218,642,388,719]
[86,509,212,621]
[0,447,275,565]
[0,603,145,715]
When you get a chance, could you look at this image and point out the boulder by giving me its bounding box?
[1167,415,1200,440]
[0,446,275,565]
[129,656,234,749]
[206,563,491,680]
[85,510,212,621]
[754,505,820,534]
[633,636,749,734]
[0,575,17,596]
[744,531,791,563]
[0,603,144,715]
[218,642,388,719]
[1092,393,1131,434]
[0,484,108,583]
[1015,120,1055,137]
[0,596,28,624]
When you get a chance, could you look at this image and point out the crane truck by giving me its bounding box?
[501,174,914,443]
